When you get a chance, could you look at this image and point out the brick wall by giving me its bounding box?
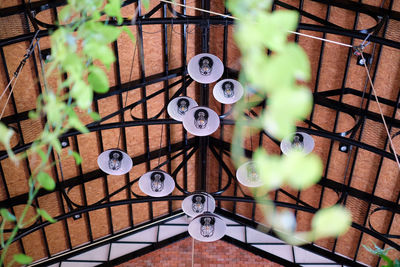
[117,238,282,267]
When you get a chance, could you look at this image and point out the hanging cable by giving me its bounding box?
[359,51,400,170]
[0,30,40,119]
[160,0,354,48]
[116,31,138,149]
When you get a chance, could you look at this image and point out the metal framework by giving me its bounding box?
[0,0,399,266]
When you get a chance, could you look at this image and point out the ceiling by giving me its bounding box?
[0,0,399,266]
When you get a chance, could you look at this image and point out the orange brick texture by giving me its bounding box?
[117,238,282,267]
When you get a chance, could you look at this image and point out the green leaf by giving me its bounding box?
[36,208,56,223]
[312,205,352,238]
[254,149,283,190]
[88,66,109,94]
[262,110,296,140]
[70,81,93,110]
[282,151,323,190]
[28,110,39,119]
[37,171,55,191]
[0,123,14,147]
[58,5,71,23]
[37,148,48,164]
[268,86,313,121]
[122,26,136,43]
[262,10,298,51]
[84,42,115,69]
[13,254,33,265]
[142,0,150,10]
[0,208,16,222]
[105,0,123,24]
[68,149,82,165]
[89,111,101,121]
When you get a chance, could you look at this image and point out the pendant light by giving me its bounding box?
[213,79,244,104]
[280,132,315,155]
[182,192,215,218]
[167,96,198,121]
[182,106,220,136]
[188,212,226,242]
[187,53,224,84]
[236,161,264,187]
[139,170,175,197]
[97,149,133,175]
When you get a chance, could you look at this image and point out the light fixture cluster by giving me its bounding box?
[168,53,244,137]
[182,193,227,242]
[236,132,315,188]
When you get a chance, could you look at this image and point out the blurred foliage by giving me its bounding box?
[0,0,135,265]
[227,0,351,245]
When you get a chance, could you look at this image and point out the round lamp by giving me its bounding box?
[167,96,198,122]
[188,212,226,242]
[213,79,244,104]
[97,149,133,175]
[280,132,315,155]
[182,106,220,136]
[187,53,224,84]
[236,161,264,187]
[182,192,215,218]
[138,170,175,197]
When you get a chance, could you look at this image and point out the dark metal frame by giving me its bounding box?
[0,0,399,266]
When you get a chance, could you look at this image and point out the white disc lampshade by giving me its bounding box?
[213,79,244,104]
[97,149,133,175]
[182,192,215,217]
[188,212,226,242]
[236,161,264,187]
[167,96,198,121]
[138,170,175,197]
[280,132,315,155]
[187,53,224,84]
[182,106,220,136]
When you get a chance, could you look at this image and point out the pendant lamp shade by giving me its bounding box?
[97,149,133,175]
[213,79,244,104]
[182,106,220,136]
[236,161,264,187]
[182,192,215,218]
[187,53,224,84]
[167,96,198,122]
[138,170,175,197]
[280,132,315,155]
[188,212,226,242]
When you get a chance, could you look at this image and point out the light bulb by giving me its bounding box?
[108,151,123,171]
[192,195,206,213]
[150,172,165,192]
[198,56,213,76]
[246,162,259,182]
[177,98,190,115]
[222,81,234,98]
[194,109,209,129]
[291,133,304,151]
[200,216,215,237]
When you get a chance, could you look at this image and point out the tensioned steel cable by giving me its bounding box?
[360,51,400,170]
[0,30,40,119]
[159,0,354,48]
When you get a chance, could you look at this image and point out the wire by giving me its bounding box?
[160,0,236,19]
[360,52,400,170]
[160,0,354,48]
[0,30,40,120]
[117,30,138,149]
